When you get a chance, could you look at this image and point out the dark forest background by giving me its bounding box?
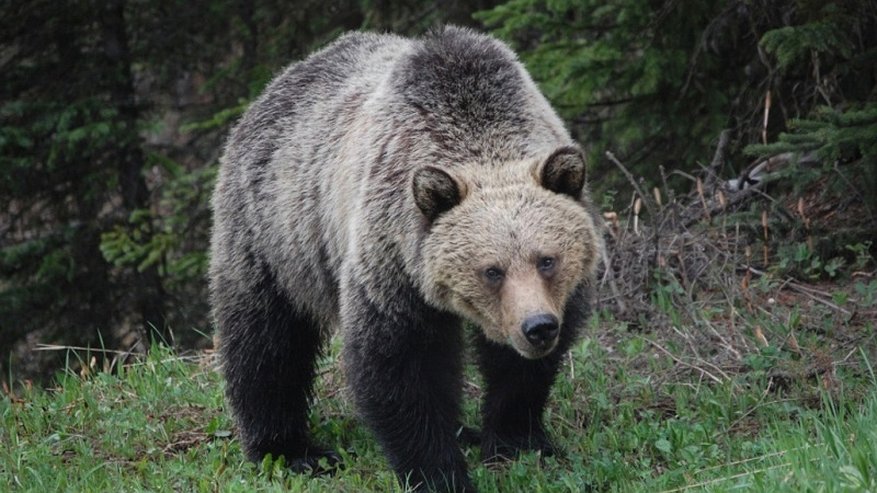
[2,0,876,382]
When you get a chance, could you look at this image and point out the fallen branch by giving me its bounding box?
[646,338,724,384]
[745,266,852,316]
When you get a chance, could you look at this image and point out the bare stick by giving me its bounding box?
[646,338,724,384]
[704,129,731,190]
[34,344,144,356]
[600,250,629,315]
[606,150,655,216]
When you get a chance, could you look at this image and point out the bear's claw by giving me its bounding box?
[481,432,560,464]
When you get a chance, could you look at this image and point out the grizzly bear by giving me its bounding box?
[210,26,602,492]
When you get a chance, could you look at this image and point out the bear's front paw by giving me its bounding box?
[481,431,559,464]
[286,448,343,475]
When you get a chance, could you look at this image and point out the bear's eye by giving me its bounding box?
[537,256,556,273]
[483,266,505,284]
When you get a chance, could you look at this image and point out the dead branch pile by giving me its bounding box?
[591,130,875,386]
[597,131,750,326]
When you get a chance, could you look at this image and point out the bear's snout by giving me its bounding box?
[521,313,559,348]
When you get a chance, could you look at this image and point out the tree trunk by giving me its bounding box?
[99,0,169,348]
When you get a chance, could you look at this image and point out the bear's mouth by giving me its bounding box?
[448,293,560,359]
[507,331,558,360]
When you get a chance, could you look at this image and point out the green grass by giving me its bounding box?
[730,390,877,491]
[3,325,877,493]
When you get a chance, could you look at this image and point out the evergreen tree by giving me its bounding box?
[0,0,502,380]
[477,0,877,203]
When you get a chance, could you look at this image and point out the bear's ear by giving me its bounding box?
[538,146,587,199]
[412,166,465,222]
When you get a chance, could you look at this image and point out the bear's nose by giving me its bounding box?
[521,314,559,347]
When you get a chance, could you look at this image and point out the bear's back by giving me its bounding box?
[212,27,571,326]
[221,32,409,193]
[213,31,419,324]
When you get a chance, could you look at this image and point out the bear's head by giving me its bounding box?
[414,147,601,359]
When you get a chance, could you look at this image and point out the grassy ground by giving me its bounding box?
[3,275,876,493]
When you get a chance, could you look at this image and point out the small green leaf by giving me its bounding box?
[655,438,672,453]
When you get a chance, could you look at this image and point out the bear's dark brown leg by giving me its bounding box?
[475,282,591,463]
[342,286,473,492]
[215,260,337,472]
[475,334,565,463]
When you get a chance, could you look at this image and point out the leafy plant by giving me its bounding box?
[846,242,875,272]
[855,280,877,308]
[774,242,846,280]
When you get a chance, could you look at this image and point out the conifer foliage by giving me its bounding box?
[0,0,495,379]
[1,0,874,379]
[478,0,877,195]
